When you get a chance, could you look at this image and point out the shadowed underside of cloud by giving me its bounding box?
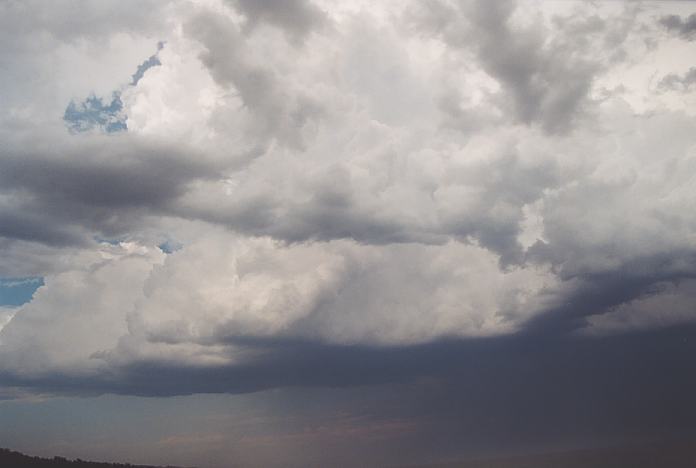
[3,323,696,451]
[0,131,217,247]
[4,324,696,467]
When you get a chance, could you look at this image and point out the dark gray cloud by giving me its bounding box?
[0,211,86,247]
[526,247,696,334]
[0,131,216,246]
[660,13,696,41]
[3,323,696,460]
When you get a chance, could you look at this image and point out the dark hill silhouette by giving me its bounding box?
[0,448,190,468]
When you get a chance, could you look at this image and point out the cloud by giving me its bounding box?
[131,42,164,86]
[1,0,696,399]
[0,242,165,376]
[659,67,696,93]
[0,232,558,382]
[0,128,216,246]
[405,0,629,134]
[184,9,326,150]
[660,13,696,41]
[230,0,327,42]
[0,0,166,47]
[64,43,164,133]
[0,307,17,335]
[583,279,696,335]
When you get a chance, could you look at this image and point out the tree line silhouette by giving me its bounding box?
[0,448,189,468]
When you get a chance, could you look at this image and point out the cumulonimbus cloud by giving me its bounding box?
[1,0,696,396]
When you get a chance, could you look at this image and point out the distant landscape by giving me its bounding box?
[0,448,186,468]
[5,440,696,468]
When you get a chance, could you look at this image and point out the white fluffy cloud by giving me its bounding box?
[0,232,559,375]
[0,243,164,375]
[1,0,696,388]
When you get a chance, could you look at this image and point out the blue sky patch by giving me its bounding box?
[158,238,183,254]
[63,92,127,133]
[94,236,126,246]
[0,277,44,307]
[63,43,164,134]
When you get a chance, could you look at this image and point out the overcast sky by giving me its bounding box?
[2,1,696,467]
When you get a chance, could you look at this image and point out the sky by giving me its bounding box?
[1,0,696,467]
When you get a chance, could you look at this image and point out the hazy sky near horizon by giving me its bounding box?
[2,1,696,466]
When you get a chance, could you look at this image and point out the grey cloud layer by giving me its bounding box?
[1,0,696,397]
[0,129,216,247]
